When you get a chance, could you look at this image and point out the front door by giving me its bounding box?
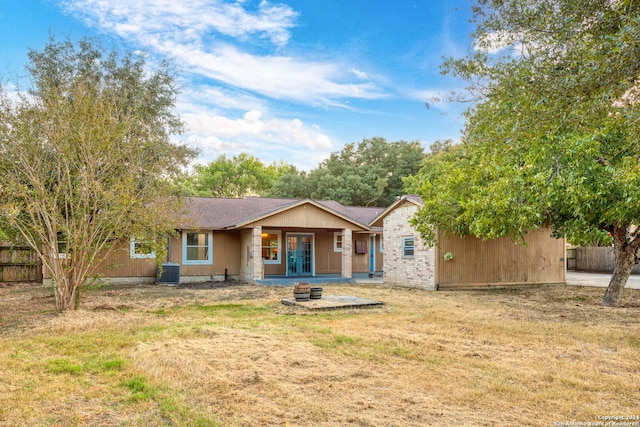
[287,234,313,276]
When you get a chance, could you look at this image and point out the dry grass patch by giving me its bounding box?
[0,281,639,426]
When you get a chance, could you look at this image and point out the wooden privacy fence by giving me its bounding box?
[574,246,640,274]
[0,245,42,282]
[436,229,566,288]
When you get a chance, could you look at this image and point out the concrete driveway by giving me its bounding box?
[566,271,640,289]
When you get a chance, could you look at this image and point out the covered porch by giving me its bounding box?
[236,199,383,283]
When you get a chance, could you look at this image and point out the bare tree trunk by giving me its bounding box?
[602,225,638,307]
[50,259,79,311]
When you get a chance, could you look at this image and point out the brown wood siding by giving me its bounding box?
[0,245,42,282]
[260,229,381,275]
[43,231,244,281]
[42,240,157,280]
[246,204,366,230]
[313,230,340,274]
[436,229,565,288]
[178,231,242,277]
[96,242,158,278]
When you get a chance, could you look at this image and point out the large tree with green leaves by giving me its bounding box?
[179,153,293,197]
[271,137,425,207]
[409,0,640,306]
[0,37,196,310]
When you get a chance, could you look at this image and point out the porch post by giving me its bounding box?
[341,228,352,279]
[251,226,263,281]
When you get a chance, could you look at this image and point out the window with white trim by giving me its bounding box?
[261,230,281,264]
[183,231,213,265]
[402,236,414,257]
[380,237,384,253]
[130,236,156,259]
[55,232,69,259]
[334,232,343,252]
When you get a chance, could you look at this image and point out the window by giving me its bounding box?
[262,230,281,264]
[183,231,213,265]
[380,236,384,253]
[402,236,415,257]
[55,232,69,259]
[334,232,343,252]
[130,236,156,259]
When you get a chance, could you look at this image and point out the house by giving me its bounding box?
[41,195,566,288]
[371,195,566,289]
[43,197,385,285]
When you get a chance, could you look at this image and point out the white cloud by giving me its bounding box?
[349,68,368,80]
[61,0,297,47]
[59,0,385,104]
[55,0,392,169]
[181,109,334,169]
[178,85,265,113]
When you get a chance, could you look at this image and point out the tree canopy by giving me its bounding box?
[409,0,640,306]
[270,137,426,207]
[178,153,293,198]
[0,37,196,310]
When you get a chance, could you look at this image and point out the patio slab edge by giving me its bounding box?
[280,295,384,311]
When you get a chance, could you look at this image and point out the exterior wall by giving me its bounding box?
[44,239,159,283]
[259,228,377,276]
[43,230,245,285]
[382,203,436,289]
[436,229,566,288]
[315,230,340,274]
[176,230,242,282]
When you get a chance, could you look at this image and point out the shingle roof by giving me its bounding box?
[178,196,383,230]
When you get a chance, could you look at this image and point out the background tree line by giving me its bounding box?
[180,136,428,208]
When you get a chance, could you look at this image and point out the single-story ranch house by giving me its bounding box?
[42,195,566,288]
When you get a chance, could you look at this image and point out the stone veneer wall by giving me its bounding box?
[382,203,436,290]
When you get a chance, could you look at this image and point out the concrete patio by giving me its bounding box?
[281,294,385,311]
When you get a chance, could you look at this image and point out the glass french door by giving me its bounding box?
[287,234,313,276]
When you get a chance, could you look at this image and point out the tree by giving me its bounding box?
[179,153,293,197]
[0,37,196,310]
[267,167,310,199]
[409,0,640,306]
[271,137,426,207]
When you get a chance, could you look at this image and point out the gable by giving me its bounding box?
[370,196,423,228]
[242,203,368,230]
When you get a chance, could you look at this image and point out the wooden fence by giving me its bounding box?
[436,229,566,288]
[574,246,640,274]
[0,245,42,282]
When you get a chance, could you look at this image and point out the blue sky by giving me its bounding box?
[0,0,474,170]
